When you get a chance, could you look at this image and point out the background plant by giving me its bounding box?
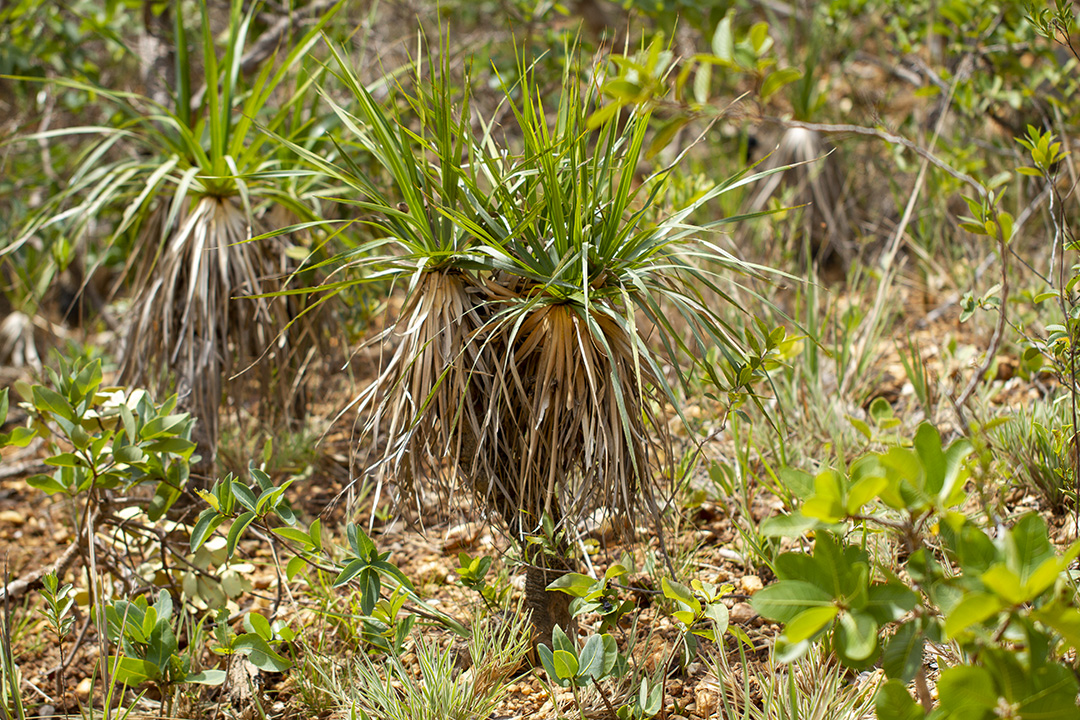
[312,609,531,720]
[100,590,224,715]
[8,0,342,472]
[756,422,1080,718]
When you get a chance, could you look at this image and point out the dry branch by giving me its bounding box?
[0,537,81,603]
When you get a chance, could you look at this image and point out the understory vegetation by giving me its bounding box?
[2,1,1080,719]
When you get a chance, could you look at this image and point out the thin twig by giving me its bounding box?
[764,117,984,197]
[0,531,83,602]
[917,182,1053,327]
[0,459,48,480]
[954,220,1010,410]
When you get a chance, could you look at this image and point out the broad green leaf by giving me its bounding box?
[359,567,380,616]
[980,564,1025,605]
[231,633,292,672]
[662,578,701,614]
[874,679,924,720]
[604,564,628,581]
[153,588,173,621]
[647,117,689,159]
[693,64,711,106]
[185,670,226,685]
[246,612,272,641]
[553,649,579,680]
[868,397,893,424]
[577,634,605,679]
[803,470,845,522]
[144,438,195,455]
[783,605,838,643]
[547,573,597,597]
[26,473,69,495]
[1033,601,1080,651]
[945,521,998,575]
[286,555,306,581]
[73,362,101,400]
[249,466,273,492]
[760,512,818,537]
[914,423,945,494]
[145,619,178,672]
[936,665,997,714]
[801,496,845,523]
[939,436,973,502]
[836,611,878,662]
[811,532,867,600]
[275,503,297,526]
[600,634,619,676]
[119,403,137,443]
[33,386,73,421]
[148,480,181,522]
[231,483,259,513]
[1019,556,1064,602]
[944,592,1003,638]
[347,523,376,558]
[45,453,82,468]
[636,677,661,714]
[271,526,314,549]
[748,21,772,53]
[778,467,814,498]
[761,67,802,102]
[704,602,729,636]
[879,446,923,487]
[865,581,918,624]
[110,656,158,685]
[334,558,366,587]
[775,551,819,581]
[846,475,887,514]
[774,637,812,663]
[586,102,621,130]
[882,622,922,682]
[1007,514,1055,581]
[309,518,322,552]
[197,488,220,513]
[225,511,256,559]
[537,644,564,687]
[552,625,574,655]
[813,469,844,501]
[142,607,158,645]
[711,13,734,63]
[849,416,872,440]
[4,426,36,448]
[751,580,833,623]
[372,559,415,593]
[140,413,189,439]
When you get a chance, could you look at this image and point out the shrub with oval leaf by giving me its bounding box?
[757,422,1080,719]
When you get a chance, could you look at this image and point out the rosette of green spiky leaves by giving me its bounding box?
[449,58,798,535]
[267,37,501,510]
[7,0,343,462]
[276,38,796,539]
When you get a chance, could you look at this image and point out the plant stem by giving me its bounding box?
[1049,178,1080,527]
[591,676,619,719]
[914,666,933,712]
[955,214,1010,412]
[571,682,587,720]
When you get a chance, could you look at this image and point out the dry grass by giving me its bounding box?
[121,196,315,457]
